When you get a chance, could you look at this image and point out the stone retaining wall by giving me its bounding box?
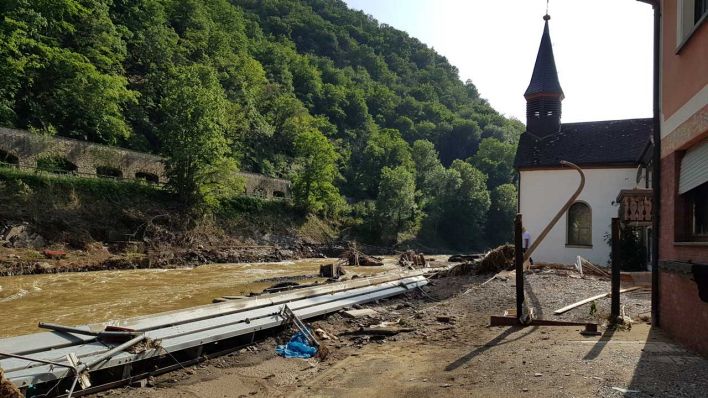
[0,127,290,198]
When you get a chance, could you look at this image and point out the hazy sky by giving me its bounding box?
[343,0,654,123]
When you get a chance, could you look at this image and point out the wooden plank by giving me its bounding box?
[553,287,642,315]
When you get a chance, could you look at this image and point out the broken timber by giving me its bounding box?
[0,270,431,396]
[553,287,642,315]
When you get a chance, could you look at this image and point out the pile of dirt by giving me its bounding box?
[0,369,23,398]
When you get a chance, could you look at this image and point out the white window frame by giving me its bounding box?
[677,0,708,52]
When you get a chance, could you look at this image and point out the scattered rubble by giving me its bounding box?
[0,223,46,249]
[319,263,346,278]
[398,250,427,268]
[342,308,379,319]
[339,243,383,266]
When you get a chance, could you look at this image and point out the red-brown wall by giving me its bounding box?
[661,1,708,119]
[657,1,708,357]
[659,272,708,355]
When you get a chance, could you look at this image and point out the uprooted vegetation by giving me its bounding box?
[447,244,515,276]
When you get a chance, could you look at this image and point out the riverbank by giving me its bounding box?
[100,269,708,398]
[0,168,403,276]
[0,241,334,277]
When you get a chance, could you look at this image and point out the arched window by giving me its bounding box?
[0,149,19,167]
[36,155,78,174]
[96,166,122,179]
[135,171,159,184]
[567,202,592,246]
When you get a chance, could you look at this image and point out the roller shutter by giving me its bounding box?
[679,139,708,194]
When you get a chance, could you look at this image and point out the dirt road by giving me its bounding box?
[101,271,708,398]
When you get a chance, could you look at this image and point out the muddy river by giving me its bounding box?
[0,258,397,338]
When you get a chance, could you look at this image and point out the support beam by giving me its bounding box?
[515,214,524,322]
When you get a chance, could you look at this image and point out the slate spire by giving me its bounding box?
[525,14,564,138]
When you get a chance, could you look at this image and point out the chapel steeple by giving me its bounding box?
[525,14,564,138]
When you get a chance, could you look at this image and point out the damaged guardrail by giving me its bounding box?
[0,269,433,396]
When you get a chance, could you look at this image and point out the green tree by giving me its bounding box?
[159,64,241,205]
[292,129,344,216]
[469,137,516,189]
[375,166,418,243]
[486,183,517,246]
[430,160,490,249]
[357,128,414,196]
[0,0,136,143]
[411,139,445,207]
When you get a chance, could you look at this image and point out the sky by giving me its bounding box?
[343,0,654,123]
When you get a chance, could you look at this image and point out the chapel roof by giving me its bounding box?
[514,118,653,169]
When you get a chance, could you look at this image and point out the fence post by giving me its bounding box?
[611,217,621,322]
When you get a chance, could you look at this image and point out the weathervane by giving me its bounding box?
[545,0,551,20]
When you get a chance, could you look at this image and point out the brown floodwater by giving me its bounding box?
[0,258,396,338]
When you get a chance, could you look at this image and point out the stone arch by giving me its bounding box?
[253,187,267,198]
[273,190,286,199]
[135,171,159,184]
[96,166,123,179]
[0,149,19,167]
[36,155,78,174]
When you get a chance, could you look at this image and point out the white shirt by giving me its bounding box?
[522,231,531,248]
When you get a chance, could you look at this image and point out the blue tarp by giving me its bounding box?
[275,331,317,359]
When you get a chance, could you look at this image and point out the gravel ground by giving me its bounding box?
[97,269,706,398]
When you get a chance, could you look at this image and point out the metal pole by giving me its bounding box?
[515,214,524,321]
[611,218,621,322]
[0,351,76,369]
[81,334,147,371]
[650,0,662,328]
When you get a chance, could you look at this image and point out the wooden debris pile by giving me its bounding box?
[398,250,427,268]
[575,256,611,278]
[339,244,383,266]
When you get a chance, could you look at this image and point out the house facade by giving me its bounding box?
[514,15,653,267]
[653,0,708,355]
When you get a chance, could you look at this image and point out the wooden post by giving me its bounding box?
[611,217,621,322]
[515,214,524,322]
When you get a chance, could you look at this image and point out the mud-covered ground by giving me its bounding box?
[99,270,708,398]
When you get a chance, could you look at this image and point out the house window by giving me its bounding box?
[678,139,708,241]
[567,202,592,246]
[677,0,708,48]
[688,182,708,238]
[696,0,708,23]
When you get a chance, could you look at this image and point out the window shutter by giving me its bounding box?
[679,139,708,194]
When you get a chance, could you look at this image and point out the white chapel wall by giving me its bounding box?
[519,168,644,266]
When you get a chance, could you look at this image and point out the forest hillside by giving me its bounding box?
[0,0,523,250]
